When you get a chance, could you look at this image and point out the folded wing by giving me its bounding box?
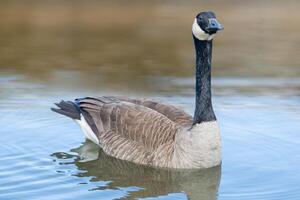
[103,96,193,127]
[76,97,183,166]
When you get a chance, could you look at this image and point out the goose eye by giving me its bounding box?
[197,18,203,25]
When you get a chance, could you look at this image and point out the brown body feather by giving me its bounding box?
[75,96,193,167]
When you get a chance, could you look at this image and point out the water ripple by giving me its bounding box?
[0,77,300,199]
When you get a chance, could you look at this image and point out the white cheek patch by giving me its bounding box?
[192,18,215,41]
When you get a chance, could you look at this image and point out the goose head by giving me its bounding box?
[192,11,224,41]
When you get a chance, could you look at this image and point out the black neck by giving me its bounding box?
[193,36,216,124]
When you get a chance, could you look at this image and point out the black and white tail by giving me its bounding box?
[51,100,81,120]
[51,100,100,144]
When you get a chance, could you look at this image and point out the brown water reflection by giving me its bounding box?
[52,141,221,200]
[0,0,299,87]
[1,2,300,200]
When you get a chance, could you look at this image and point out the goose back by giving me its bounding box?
[76,97,187,167]
[103,96,193,127]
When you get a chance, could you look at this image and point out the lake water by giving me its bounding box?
[0,1,300,200]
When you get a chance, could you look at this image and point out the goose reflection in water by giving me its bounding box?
[52,140,221,200]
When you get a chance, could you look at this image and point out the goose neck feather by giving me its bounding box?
[193,37,216,124]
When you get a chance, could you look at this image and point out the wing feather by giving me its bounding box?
[77,96,181,166]
[103,96,193,127]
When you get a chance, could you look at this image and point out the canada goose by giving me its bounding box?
[52,11,223,169]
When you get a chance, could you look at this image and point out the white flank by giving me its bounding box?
[172,121,221,168]
[75,115,99,145]
[192,18,215,41]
